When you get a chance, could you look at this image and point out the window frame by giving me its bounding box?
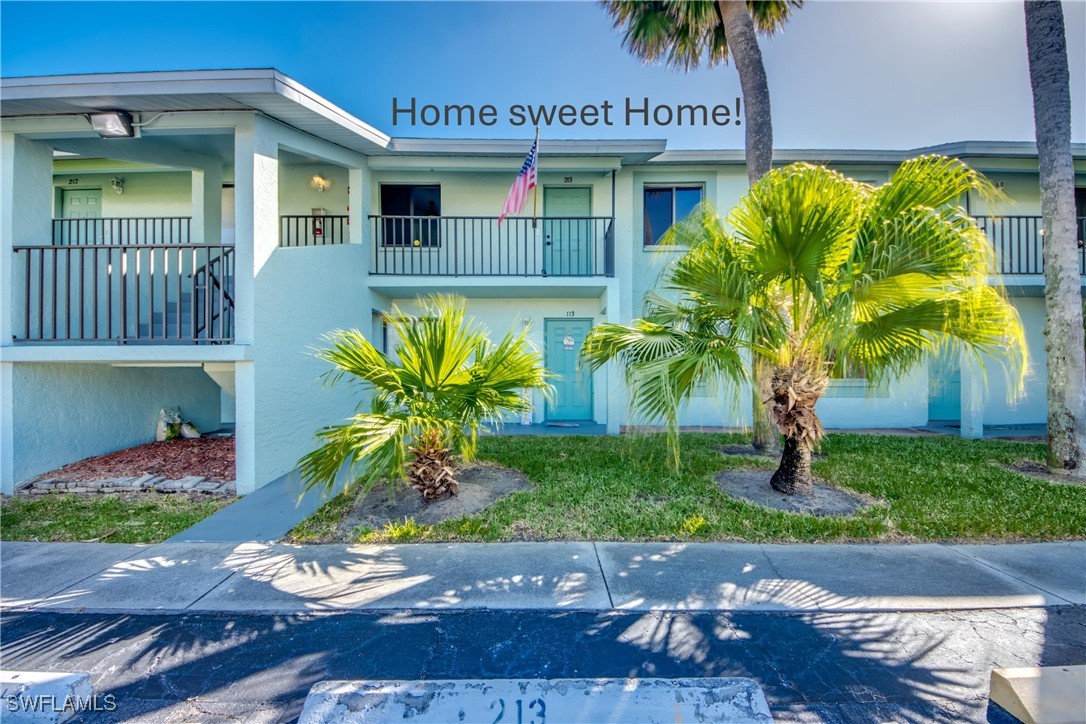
[642,183,706,247]
[378,183,443,248]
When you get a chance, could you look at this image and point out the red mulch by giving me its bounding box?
[35,438,235,483]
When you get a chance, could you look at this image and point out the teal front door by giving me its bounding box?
[543,187,593,276]
[545,318,594,420]
[928,349,961,421]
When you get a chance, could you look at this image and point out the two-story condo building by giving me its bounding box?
[2,69,1084,496]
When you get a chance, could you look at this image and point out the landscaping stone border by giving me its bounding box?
[15,476,236,496]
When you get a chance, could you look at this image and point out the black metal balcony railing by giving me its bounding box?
[13,243,234,344]
[370,215,615,277]
[280,215,349,247]
[53,217,192,246]
[973,215,1086,275]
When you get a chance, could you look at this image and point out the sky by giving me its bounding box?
[1,0,1084,150]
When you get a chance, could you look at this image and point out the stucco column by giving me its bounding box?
[232,116,279,346]
[960,355,985,439]
[233,361,256,495]
[603,281,628,435]
[232,116,278,494]
[1,363,14,494]
[190,161,223,244]
[1,133,54,346]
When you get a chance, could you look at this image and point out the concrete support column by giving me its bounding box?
[603,282,627,435]
[603,169,637,435]
[348,165,370,250]
[960,355,985,439]
[233,116,279,346]
[1,362,14,494]
[232,116,277,495]
[191,161,223,244]
[1,133,54,346]
[234,360,256,495]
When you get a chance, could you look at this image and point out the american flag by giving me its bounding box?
[499,132,539,223]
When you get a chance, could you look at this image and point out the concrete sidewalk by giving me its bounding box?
[1,540,1082,614]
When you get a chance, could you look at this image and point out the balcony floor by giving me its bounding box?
[368,276,614,299]
[0,343,249,364]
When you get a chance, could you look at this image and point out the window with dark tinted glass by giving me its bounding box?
[644,185,704,245]
[380,184,441,247]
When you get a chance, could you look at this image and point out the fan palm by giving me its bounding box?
[583,156,1027,495]
[602,0,802,453]
[299,294,553,499]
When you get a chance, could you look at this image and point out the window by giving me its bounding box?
[380,184,441,247]
[644,185,704,245]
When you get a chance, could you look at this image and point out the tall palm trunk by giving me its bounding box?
[771,435,814,495]
[717,0,779,453]
[768,361,828,495]
[1025,1,1086,476]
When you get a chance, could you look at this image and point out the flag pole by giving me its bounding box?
[532,126,539,229]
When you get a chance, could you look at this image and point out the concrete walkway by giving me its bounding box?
[166,468,346,543]
[1,540,1082,615]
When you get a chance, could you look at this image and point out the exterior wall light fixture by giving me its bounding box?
[89,111,135,138]
[311,175,329,192]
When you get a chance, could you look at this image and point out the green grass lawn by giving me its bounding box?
[0,493,231,543]
[288,433,1086,544]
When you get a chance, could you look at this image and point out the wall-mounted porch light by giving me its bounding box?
[310,174,330,192]
[89,111,135,138]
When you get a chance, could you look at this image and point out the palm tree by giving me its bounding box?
[299,294,553,499]
[1024,0,1086,476]
[582,157,1027,495]
[601,0,802,452]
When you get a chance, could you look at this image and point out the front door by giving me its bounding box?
[60,188,103,244]
[928,349,961,421]
[62,188,102,219]
[544,318,593,421]
[543,187,592,276]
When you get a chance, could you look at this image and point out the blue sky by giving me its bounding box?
[1,0,1083,150]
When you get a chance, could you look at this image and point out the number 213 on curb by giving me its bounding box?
[490,697,546,724]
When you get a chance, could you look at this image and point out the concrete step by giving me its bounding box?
[988,665,1086,724]
[0,670,95,723]
[298,678,773,724]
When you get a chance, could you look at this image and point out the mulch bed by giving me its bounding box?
[715,467,882,517]
[33,438,235,483]
[325,462,532,540]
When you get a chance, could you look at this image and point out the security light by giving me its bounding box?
[89,111,135,139]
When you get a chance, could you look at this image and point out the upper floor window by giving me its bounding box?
[644,185,704,245]
[380,184,441,247]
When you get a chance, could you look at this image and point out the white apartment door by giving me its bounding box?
[60,188,103,245]
[62,188,102,219]
[543,187,593,276]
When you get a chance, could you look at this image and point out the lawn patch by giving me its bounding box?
[0,492,231,543]
[286,433,1086,544]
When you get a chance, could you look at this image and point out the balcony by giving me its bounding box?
[279,215,349,247]
[369,216,615,277]
[973,215,1086,276]
[13,218,234,344]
